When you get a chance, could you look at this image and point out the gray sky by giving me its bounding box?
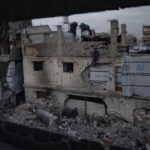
[33,6,150,39]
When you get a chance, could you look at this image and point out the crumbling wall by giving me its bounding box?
[24,86,150,122]
[23,31,58,57]
[104,96,150,122]
[23,56,121,99]
[25,44,58,56]
[23,57,50,87]
[62,42,103,57]
[23,28,105,58]
[134,108,150,126]
[24,42,104,57]
[23,57,91,92]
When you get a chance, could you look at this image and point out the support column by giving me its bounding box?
[108,20,119,57]
[57,25,63,57]
[121,24,127,46]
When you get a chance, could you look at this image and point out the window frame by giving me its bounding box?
[63,62,74,73]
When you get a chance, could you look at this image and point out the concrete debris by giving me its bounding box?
[146,143,150,150]
[37,109,57,130]
[1,99,150,150]
[61,107,78,118]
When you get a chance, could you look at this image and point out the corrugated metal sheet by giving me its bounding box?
[66,99,105,116]
[87,101,105,116]
[66,99,85,115]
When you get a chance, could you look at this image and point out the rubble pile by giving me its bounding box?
[1,99,150,149]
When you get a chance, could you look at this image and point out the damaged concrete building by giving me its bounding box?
[21,19,150,124]
[0,21,31,107]
[143,25,150,46]
[0,19,150,150]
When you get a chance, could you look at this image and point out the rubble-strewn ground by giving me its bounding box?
[1,98,150,149]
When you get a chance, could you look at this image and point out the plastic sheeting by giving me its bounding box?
[6,61,23,93]
[122,55,150,97]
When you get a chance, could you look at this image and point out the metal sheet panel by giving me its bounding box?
[87,101,105,116]
[66,99,85,116]
[66,99,105,116]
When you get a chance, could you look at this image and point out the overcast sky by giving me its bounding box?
[33,6,150,39]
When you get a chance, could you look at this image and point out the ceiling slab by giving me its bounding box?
[1,0,150,21]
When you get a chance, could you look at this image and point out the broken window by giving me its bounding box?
[36,91,46,99]
[33,61,43,71]
[63,63,74,73]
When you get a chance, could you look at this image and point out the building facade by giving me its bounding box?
[22,22,150,123]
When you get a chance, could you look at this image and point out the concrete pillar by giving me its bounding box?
[57,25,63,57]
[62,16,69,32]
[62,16,69,24]
[91,29,96,38]
[108,20,118,57]
[121,24,127,46]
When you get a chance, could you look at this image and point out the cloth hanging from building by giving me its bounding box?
[122,55,150,97]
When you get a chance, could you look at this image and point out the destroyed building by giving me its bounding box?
[0,21,31,107]
[21,19,150,124]
[0,18,149,150]
[143,25,150,46]
[0,0,149,148]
